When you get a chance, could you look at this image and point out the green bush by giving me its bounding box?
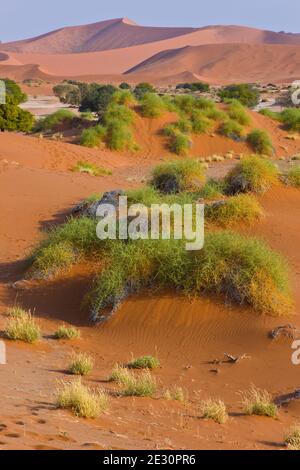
[169,131,191,155]
[150,159,206,193]
[5,313,41,343]
[72,161,112,176]
[227,100,251,125]
[119,82,131,90]
[139,93,165,118]
[226,156,279,194]
[79,84,117,118]
[219,119,243,139]
[219,84,260,108]
[259,109,281,121]
[54,325,80,340]
[174,118,193,134]
[106,119,136,151]
[128,356,160,370]
[0,79,34,132]
[104,104,134,126]
[173,95,195,115]
[176,82,210,92]
[199,179,226,200]
[280,108,300,132]
[286,166,300,188]
[190,110,211,134]
[246,129,273,155]
[35,109,75,132]
[206,194,263,227]
[30,241,76,279]
[80,125,106,147]
[134,82,156,99]
[69,353,94,376]
[111,90,136,106]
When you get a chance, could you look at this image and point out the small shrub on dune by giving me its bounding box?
[72,161,112,177]
[128,356,160,370]
[218,84,260,108]
[139,93,166,118]
[174,118,193,134]
[111,90,136,106]
[54,325,80,340]
[110,364,131,384]
[285,425,300,450]
[227,99,251,126]
[190,110,211,134]
[80,111,95,121]
[164,386,187,403]
[246,129,273,155]
[80,125,106,148]
[259,108,281,121]
[5,313,41,343]
[199,179,226,200]
[150,159,206,194]
[69,353,94,376]
[219,119,244,140]
[127,186,196,207]
[194,97,216,111]
[203,107,227,121]
[242,385,278,418]
[105,119,136,151]
[286,166,300,188]
[30,241,76,279]
[35,109,75,132]
[104,104,134,126]
[121,370,157,397]
[200,399,228,424]
[205,194,264,227]
[226,156,279,194]
[280,108,300,132]
[56,380,108,419]
[169,131,191,155]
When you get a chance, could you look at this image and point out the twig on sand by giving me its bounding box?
[270,324,300,340]
[274,389,300,407]
[223,353,249,364]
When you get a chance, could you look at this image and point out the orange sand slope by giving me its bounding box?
[0,19,300,83]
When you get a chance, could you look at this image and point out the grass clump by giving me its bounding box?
[150,159,206,194]
[164,386,187,403]
[242,385,278,418]
[139,93,166,118]
[219,119,243,140]
[110,364,131,384]
[227,100,251,126]
[72,161,112,177]
[169,130,191,156]
[206,194,264,227]
[5,313,41,343]
[56,380,108,419]
[105,119,136,151]
[111,90,136,106]
[199,179,226,200]
[280,108,300,132]
[128,356,160,370]
[30,241,76,279]
[200,399,228,424]
[54,325,80,340]
[121,370,157,397]
[35,109,75,132]
[285,425,300,450]
[246,129,273,155]
[7,306,29,318]
[286,165,300,188]
[190,110,211,134]
[259,108,281,121]
[226,156,279,194]
[104,104,134,126]
[80,125,106,148]
[69,353,94,376]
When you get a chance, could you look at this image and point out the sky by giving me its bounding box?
[1,0,300,42]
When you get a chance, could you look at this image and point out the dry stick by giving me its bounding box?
[270,324,300,340]
[223,353,249,364]
[274,389,300,407]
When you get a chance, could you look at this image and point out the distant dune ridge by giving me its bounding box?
[0,17,300,84]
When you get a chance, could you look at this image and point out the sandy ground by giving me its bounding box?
[0,124,300,449]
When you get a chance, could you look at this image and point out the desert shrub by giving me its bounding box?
[35,109,75,132]
[54,325,80,340]
[104,104,134,126]
[173,95,196,115]
[5,313,41,343]
[90,231,291,318]
[80,111,95,121]
[280,108,300,132]
[0,79,34,132]
[30,241,76,279]
[246,129,273,155]
[203,107,227,121]
[286,165,300,188]
[134,82,156,99]
[128,356,160,370]
[139,93,166,118]
[110,365,131,384]
[56,380,108,418]
[226,156,279,194]
[259,108,281,121]
[219,84,260,108]
[206,194,263,227]
[80,125,106,147]
[189,231,292,316]
[194,97,216,111]
[119,82,131,90]
[242,385,278,418]
[174,118,193,134]
[79,84,117,118]
[285,425,300,450]
[69,353,94,376]
[126,186,196,207]
[190,110,211,134]
[111,90,136,106]
[164,386,187,403]
[150,159,206,193]
[169,131,191,155]
[121,370,157,397]
[200,399,228,424]
[176,82,210,92]
[72,161,112,176]
[199,179,226,200]
[227,100,251,125]
[105,119,136,151]
[219,119,243,139]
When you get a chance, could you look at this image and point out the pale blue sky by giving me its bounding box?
[1,0,299,42]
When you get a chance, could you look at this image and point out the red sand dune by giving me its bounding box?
[0,19,300,83]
